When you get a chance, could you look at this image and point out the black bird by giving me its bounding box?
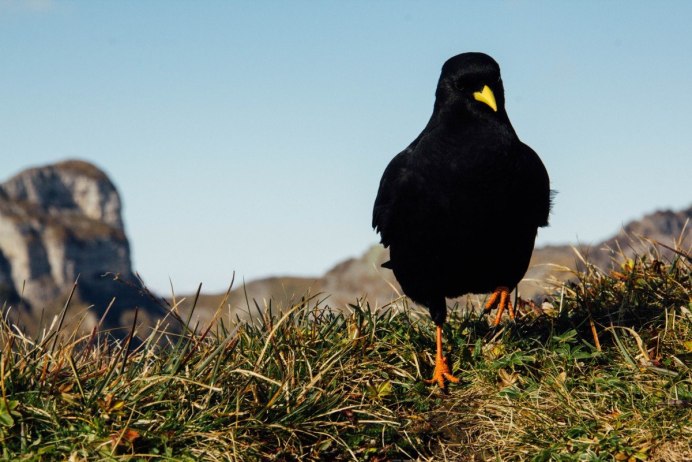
[372,52,551,388]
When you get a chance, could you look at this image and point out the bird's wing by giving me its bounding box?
[372,148,413,248]
[515,142,552,227]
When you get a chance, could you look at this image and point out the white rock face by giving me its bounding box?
[0,160,162,333]
[2,160,124,230]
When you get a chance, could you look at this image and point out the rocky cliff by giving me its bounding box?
[0,160,166,336]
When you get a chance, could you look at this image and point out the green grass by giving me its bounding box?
[1,246,690,461]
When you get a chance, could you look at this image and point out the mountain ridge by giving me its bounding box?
[178,205,691,323]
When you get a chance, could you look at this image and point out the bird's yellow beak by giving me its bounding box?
[473,85,497,112]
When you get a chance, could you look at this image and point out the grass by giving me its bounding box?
[0,244,690,461]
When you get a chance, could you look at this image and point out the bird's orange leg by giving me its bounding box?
[484,286,514,326]
[424,325,459,389]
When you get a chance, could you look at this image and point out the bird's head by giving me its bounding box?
[434,52,507,122]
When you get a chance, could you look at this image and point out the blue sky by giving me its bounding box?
[2,1,691,294]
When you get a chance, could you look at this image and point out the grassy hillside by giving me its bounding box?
[1,244,690,461]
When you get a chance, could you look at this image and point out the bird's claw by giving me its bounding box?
[484,286,514,326]
[424,355,459,389]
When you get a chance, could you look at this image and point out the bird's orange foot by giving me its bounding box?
[484,286,515,326]
[424,355,460,389]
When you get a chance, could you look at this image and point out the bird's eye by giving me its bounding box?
[454,80,465,91]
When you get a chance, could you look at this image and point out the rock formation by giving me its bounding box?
[0,160,166,336]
